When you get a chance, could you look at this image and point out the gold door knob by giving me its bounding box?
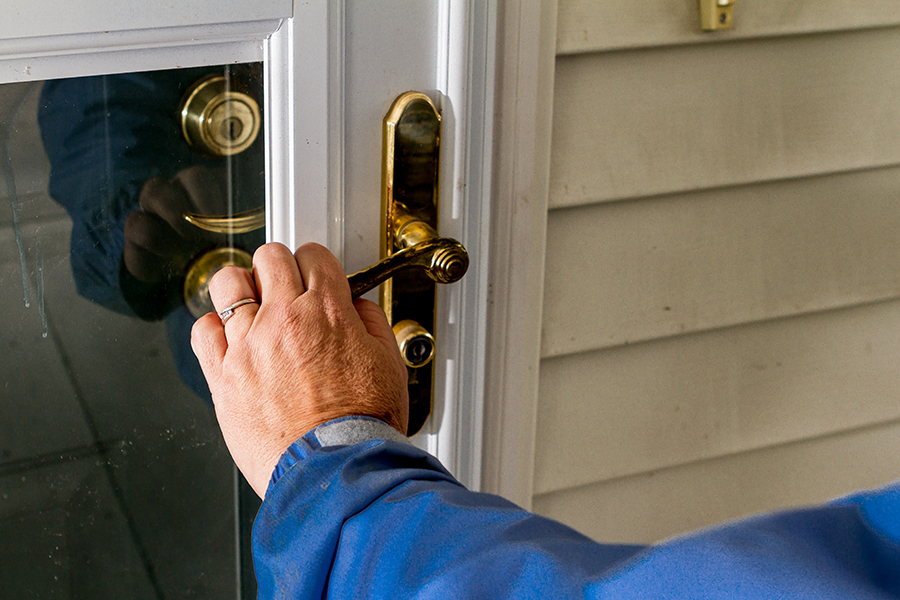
[180,74,261,157]
[183,247,253,318]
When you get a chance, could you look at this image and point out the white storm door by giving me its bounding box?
[0,1,494,597]
[269,2,495,491]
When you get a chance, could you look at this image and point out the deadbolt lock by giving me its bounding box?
[180,74,261,157]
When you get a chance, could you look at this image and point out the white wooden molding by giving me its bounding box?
[479,0,559,508]
[1,0,291,42]
[271,1,498,492]
[264,4,338,253]
[0,22,280,84]
[425,0,498,491]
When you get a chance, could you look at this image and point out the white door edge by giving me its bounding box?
[479,0,559,509]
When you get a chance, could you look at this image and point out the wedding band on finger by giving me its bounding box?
[219,298,259,324]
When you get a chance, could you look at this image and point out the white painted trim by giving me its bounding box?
[0,21,280,84]
[1,0,290,42]
[423,0,498,491]
[269,1,497,492]
[264,21,296,248]
[480,0,559,509]
[326,1,347,259]
[265,2,344,258]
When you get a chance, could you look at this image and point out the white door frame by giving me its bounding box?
[478,0,558,508]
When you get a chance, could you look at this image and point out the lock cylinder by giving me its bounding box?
[180,74,261,157]
[393,320,436,368]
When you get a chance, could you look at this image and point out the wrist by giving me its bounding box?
[313,415,409,447]
[267,416,409,492]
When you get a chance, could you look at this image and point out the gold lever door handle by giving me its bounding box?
[347,236,468,299]
[182,207,265,234]
[374,91,461,434]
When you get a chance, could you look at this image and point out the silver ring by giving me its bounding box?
[219,298,258,324]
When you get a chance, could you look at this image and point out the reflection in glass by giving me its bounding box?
[1,64,264,598]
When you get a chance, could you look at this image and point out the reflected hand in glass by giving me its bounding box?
[124,166,229,286]
[38,65,265,402]
[3,64,265,599]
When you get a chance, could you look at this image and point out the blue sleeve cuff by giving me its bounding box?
[268,416,409,490]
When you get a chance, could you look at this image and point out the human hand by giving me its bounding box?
[190,242,410,497]
[123,166,227,284]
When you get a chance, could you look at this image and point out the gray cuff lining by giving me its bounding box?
[314,417,410,447]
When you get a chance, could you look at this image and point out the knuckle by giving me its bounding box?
[254,242,291,264]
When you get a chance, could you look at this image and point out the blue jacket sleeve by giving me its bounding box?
[252,423,900,599]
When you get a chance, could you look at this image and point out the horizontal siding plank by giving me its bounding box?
[542,168,900,357]
[558,0,900,55]
[550,28,900,208]
[535,300,900,494]
[532,420,900,544]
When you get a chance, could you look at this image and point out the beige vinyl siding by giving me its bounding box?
[533,3,900,543]
[537,300,900,495]
[533,418,900,544]
[557,0,900,54]
[550,28,900,209]
[542,168,900,357]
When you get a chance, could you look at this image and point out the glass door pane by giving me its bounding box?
[1,63,264,598]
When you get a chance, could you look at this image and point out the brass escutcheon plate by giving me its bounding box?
[381,91,443,436]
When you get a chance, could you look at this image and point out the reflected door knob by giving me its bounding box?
[183,247,253,318]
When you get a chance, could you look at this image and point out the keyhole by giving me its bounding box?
[719,11,728,24]
[221,117,244,142]
[405,336,433,367]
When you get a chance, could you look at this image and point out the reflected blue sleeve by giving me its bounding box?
[37,69,214,316]
[252,424,900,599]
